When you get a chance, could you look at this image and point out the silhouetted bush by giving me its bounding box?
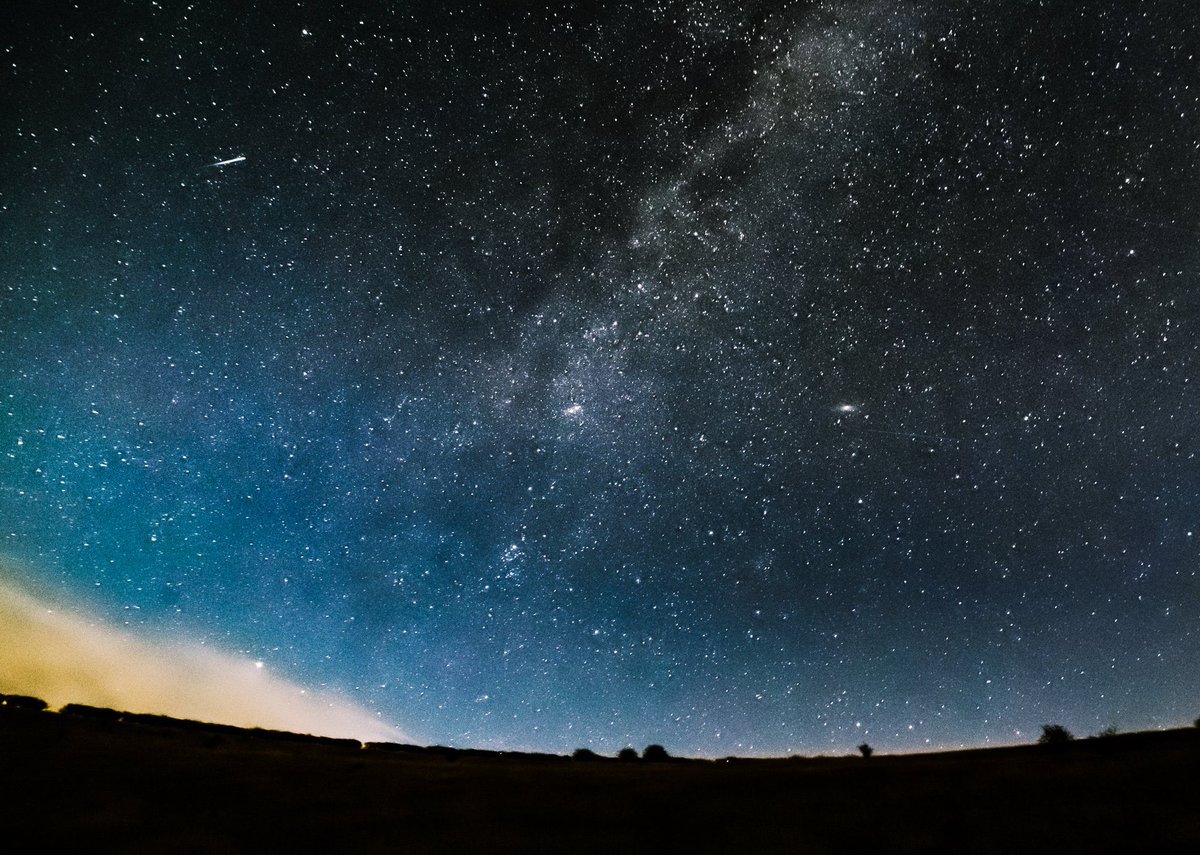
[1093,726,1118,739]
[122,713,245,739]
[1038,724,1074,745]
[642,744,670,761]
[0,693,48,712]
[858,743,873,758]
[60,703,122,722]
[1194,717,1200,728]
[617,747,639,761]
[572,748,599,761]
[365,741,426,754]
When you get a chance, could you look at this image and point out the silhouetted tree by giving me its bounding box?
[572,748,599,761]
[617,747,639,761]
[1093,725,1118,739]
[0,694,48,712]
[642,744,669,761]
[1038,724,1074,745]
[365,742,425,754]
[1194,717,1200,728]
[858,743,873,758]
[61,703,122,722]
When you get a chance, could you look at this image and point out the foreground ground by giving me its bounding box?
[1,708,1197,853]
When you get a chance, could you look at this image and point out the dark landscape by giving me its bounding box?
[2,697,1197,854]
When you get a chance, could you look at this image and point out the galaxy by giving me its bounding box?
[2,1,1198,756]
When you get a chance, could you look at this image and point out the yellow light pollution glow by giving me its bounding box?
[0,571,405,742]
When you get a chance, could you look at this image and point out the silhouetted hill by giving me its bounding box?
[1,697,1197,853]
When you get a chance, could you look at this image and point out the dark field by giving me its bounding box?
[1,707,1197,854]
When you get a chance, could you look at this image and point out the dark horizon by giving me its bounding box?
[4,698,1199,853]
[5,690,1197,762]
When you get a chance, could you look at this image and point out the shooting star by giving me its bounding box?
[205,155,246,168]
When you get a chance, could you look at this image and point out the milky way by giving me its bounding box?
[2,1,1198,756]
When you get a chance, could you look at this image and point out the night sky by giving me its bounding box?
[3,1,1199,756]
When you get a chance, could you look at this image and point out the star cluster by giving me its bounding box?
[2,1,1198,756]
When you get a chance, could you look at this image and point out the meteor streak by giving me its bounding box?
[205,155,246,168]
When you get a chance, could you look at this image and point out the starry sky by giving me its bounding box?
[2,1,1198,757]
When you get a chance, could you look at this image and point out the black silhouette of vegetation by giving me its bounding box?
[113,711,365,749]
[61,703,123,722]
[3,699,1200,852]
[1093,725,1119,739]
[1038,724,1074,745]
[572,748,599,761]
[366,741,427,754]
[1195,717,1200,728]
[246,727,361,749]
[858,743,873,758]
[617,747,639,761]
[365,742,566,762]
[0,693,48,711]
[123,712,244,738]
[642,744,669,761]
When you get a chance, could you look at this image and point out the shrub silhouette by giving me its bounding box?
[1093,725,1118,739]
[858,743,873,758]
[61,703,122,722]
[617,747,639,761]
[1194,717,1200,728]
[1038,724,1074,745]
[572,748,599,761]
[366,742,426,754]
[642,744,669,762]
[0,693,48,712]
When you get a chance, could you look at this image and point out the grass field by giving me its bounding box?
[1,705,1196,853]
